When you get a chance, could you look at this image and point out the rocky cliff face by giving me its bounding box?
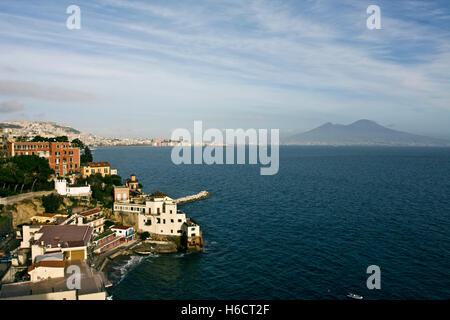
[107,210,140,230]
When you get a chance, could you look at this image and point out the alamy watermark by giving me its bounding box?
[366,265,381,289]
[367,5,381,30]
[66,264,81,290]
[65,4,380,31]
[66,5,81,30]
[170,121,279,175]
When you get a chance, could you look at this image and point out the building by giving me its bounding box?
[30,213,68,225]
[28,260,65,282]
[0,261,108,300]
[54,179,91,198]
[73,208,104,234]
[113,191,202,240]
[114,186,130,202]
[93,225,135,254]
[111,225,135,242]
[30,225,93,262]
[6,141,80,176]
[20,225,43,249]
[82,161,117,178]
[125,174,141,191]
[182,218,203,251]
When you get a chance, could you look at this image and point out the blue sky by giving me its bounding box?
[0,0,449,138]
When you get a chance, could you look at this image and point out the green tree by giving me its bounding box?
[71,138,85,149]
[80,146,93,164]
[0,155,53,196]
[41,193,63,213]
[31,136,69,142]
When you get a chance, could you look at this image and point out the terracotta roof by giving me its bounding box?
[151,190,166,198]
[86,161,110,167]
[28,260,65,273]
[72,207,89,214]
[111,225,131,230]
[186,218,197,227]
[33,225,93,248]
[79,208,101,217]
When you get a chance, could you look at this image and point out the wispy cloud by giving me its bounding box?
[0,101,24,113]
[0,80,98,102]
[0,0,449,137]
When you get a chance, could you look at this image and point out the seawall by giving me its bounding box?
[175,191,210,204]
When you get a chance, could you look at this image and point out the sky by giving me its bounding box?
[0,0,449,139]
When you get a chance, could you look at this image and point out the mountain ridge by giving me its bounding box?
[284,120,450,146]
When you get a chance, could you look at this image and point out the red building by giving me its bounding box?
[6,141,80,176]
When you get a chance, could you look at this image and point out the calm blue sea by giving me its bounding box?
[93,146,450,300]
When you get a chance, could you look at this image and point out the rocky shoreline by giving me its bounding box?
[92,239,186,274]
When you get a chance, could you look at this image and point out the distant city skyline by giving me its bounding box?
[0,0,450,139]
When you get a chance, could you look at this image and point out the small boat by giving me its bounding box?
[347,293,363,300]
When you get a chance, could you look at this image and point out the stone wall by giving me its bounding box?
[0,191,56,206]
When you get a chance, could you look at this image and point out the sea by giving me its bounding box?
[92,146,450,300]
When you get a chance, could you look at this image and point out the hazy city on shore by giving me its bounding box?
[2,120,449,148]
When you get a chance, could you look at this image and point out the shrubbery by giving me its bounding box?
[76,173,123,208]
[41,193,64,213]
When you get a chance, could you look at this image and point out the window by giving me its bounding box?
[157,218,160,224]
[171,219,174,223]
[171,230,173,233]
[178,219,182,222]
[163,219,166,224]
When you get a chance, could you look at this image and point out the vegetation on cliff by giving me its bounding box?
[41,193,64,213]
[0,155,54,197]
[76,173,123,208]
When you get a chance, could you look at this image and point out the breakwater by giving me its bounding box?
[175,191,210,204]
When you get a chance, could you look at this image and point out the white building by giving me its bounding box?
[30,225,93,263]
[113,191,201,238]
[71,208,104,235]
[55,179,91,197]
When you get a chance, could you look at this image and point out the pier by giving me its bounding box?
[175,191,210,204]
